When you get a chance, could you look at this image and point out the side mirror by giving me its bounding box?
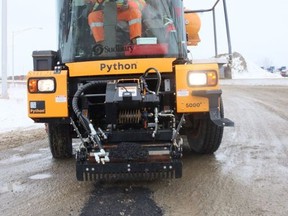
[184,13,201,46]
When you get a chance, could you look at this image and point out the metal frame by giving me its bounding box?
[185,0,232,59]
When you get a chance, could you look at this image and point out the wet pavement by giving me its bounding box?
[0,81,288,216]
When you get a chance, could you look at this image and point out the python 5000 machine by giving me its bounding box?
[27,0,233,181]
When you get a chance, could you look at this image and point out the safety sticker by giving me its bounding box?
[55,95,67,103]
[177,90,189,97]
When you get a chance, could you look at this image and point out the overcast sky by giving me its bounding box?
[1,0,288,76]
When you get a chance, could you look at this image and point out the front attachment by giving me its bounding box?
[76,160,182,181]
[72,70,184,181]
[76,142,182,181]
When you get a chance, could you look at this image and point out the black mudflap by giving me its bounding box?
[76,160,182,181]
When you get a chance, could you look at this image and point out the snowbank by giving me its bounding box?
[216,52,282,79]
[232,56,282,79]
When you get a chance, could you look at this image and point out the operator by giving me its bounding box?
[85,0,146,44]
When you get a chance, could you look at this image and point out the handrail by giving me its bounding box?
[184,0,221,14]
[184,0,232,65]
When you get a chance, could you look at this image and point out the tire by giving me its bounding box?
[184,99,224,154]
[47,123,73,159]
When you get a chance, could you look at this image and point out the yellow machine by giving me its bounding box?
[27,0,233,181]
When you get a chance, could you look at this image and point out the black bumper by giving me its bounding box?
[192,89,234,127]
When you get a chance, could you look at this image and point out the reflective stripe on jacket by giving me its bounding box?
[88,0,146,42]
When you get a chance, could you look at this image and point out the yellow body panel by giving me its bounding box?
[27,70,68,118]
[67,58,175,76]
[175,63,220,113]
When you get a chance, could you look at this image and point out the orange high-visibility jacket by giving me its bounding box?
[88,0,146,43]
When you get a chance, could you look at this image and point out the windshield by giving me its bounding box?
[57,0,187,63]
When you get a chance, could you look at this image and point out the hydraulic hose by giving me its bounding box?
[72,80,108,148]
[141,67,161,95]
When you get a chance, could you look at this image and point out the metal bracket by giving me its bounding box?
[192,90,234,127]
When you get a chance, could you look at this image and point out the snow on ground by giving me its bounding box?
[0,83,44,133]
[0,57,287,133]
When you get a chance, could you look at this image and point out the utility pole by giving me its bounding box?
[1,0,8,98]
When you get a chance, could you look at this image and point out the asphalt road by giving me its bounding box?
[1,80,288,216]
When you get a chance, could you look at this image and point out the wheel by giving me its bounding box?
[184,98,224,154]
[47,123,73,159]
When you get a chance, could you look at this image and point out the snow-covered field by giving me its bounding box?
[0,83,44,133]
[0,61,287,133]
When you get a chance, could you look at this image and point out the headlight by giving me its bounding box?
[187,71,217,86]
[188,72,207,85]
[28,78,56,93]
[38,79,55,92]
